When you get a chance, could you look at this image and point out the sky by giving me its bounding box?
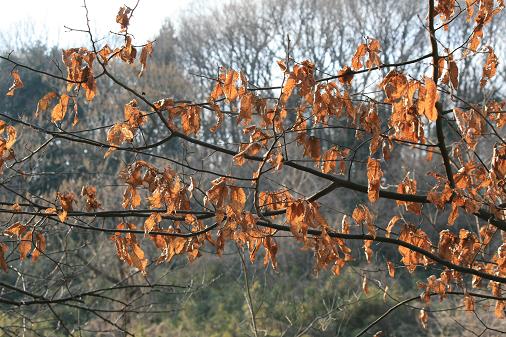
[0,0,194,48]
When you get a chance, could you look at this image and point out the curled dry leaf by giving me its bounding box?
[61,48,97,102]
[302,136,321,162]
[263,237,278,269]
[233,142,261,166]
[122,185,141,209]
[351,38,381,71]
[238,91,254,126]
[385,215,402,238]
[352,204,375,237]
[363,104,382,154]
[495,300,505,318]
[6,70,24,96]
[116,6,132,31]
[386,260,395,278]
[223,69,239,102]
[481,46,498,87]
[11,203,21,212]
[321,146,349,175]
[57,191,77,222]
[206,177,229,209]
[118,36,137,64]
[362,274,368,294]
[280,60,315,104]
[351,43,367,70]
[187,176,195,199]
[111,223,148,275]
[454,107,486,150]
[0,243,8,272]
[464,293,475,312]
[419,309,428,329]
[396,175,422,214]
[44,207,57,215]
[51,94,70,123]
[181,106,201,135]
[337,66,354,85]
[4,224,45,263]
[138,41,153,77]
[98,44,113,64]
[19,232,32,260]
[364,240,373,263]
[81,185,101,211]
[259,189,293,212]
[5,222,27,237]
[286,200,328,240]
[341,215,350,234]
[31,233,46,261]
[422,77,438,121]
[124,99,147,128]
[427,182,452,209]
[35,92,57,117]
[144,212,162,235]
[228,186,246,215]
[2,125,17,150]
[267,150,284,171]
[367,157,382,203]
[277,60,287,72]
[209,102,224,133]
[449,61,458,89]
[398,224,432,272]
[105,123,135,158]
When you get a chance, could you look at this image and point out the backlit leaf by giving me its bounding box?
[139,41,153,77]
[144,212,162,234]
[31,233,46,261]
[367,158,382,203]
[5,222,27,237]
[6,70,23,96]
[51,94,70,123]
[464,293,475,312]
[480,46,498,87]
[419,309,428,329]
[116,6,131,31]
[0,243,8,272]
[387,260,395,278]
[423,77,438,121]
[35,92,57,117]
[19,232,32,260]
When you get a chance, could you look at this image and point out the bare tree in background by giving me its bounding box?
[0,0,505,336]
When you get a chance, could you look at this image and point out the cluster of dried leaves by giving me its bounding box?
[1,0,506,328]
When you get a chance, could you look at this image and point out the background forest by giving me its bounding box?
[0,0,505,336]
